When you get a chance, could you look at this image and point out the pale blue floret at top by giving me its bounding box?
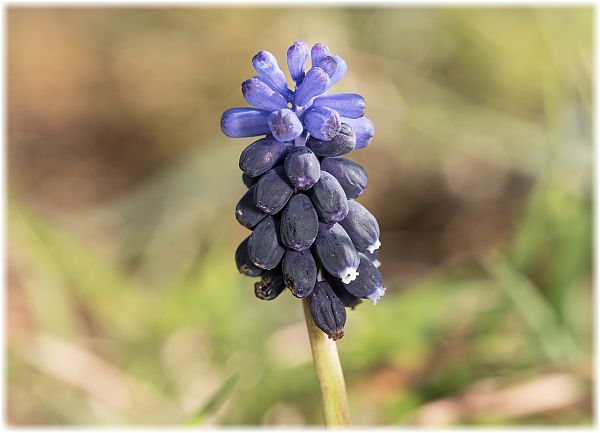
[221,40,374,150]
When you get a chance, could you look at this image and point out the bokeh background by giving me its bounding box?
[7,6,593,426]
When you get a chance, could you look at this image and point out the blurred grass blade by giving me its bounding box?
[482,253,582,368]
[183,372,239,426]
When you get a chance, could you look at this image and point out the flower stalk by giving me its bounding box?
[303,298,351,427]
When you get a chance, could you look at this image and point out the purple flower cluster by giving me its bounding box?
[224,41,383,340]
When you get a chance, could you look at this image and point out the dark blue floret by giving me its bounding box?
[280,193,319,251]
[338,253,385,304]
[307,123,356,157]
[309,281,347,340]
[242,173,258,189]
[309,171,349,224]
[239,137,290,177]
[284,147,320,190]
[339,200,381,253]
[283,249,317,298]
[235,185,267,229]
[253,166,294,215]
[235,237,263,277]
[247,216,285,270]
[314,223,359,284]
[325,271,362,309]
[320,157,368,199]
[255,268,286,300]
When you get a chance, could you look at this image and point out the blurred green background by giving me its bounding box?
[7,6,593,426]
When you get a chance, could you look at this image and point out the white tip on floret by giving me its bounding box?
[367,239,381,254]
[368,286,386,305]
[340,268,359,284]
[373,259,382,268]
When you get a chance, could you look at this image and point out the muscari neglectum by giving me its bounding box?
[223,40,384,341]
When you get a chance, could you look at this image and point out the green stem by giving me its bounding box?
[303,298,351,427]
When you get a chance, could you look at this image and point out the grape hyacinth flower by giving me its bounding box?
[223,40,383,341]
[223,40,383,427]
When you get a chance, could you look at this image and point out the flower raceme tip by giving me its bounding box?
[221,42,373,145]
